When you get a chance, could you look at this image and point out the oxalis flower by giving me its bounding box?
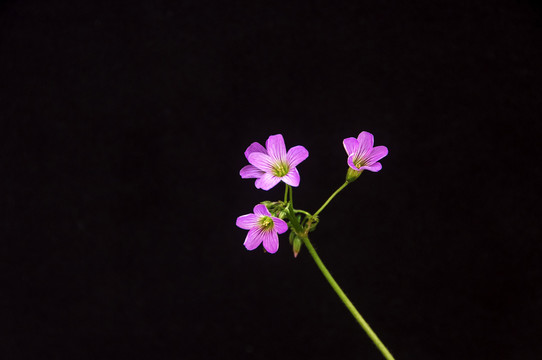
[343,131,388,172]
[240,134,309,191]
[236,204,288,253]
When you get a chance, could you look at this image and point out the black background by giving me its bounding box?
[2,1,541,359]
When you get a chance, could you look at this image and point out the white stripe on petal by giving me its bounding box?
[248,152,274,172]
[343,137,359,155]
[286,145,309,168]
[356,131,374,158]
[281,167,300,187]
[262,231,279,254]
[244,142,267,160]
[240,165,265,179]
[272,217,288,234]
[265,134,287,162]
[366,146,388,164]
[236,214,259,230]
[244,228,264,251]
[256,173,281,190]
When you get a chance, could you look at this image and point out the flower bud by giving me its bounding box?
[261,201,288,219]
[289,233,303,258]
[276,210,288,220]
[288,231,296,245]
[293,237,302,258]
[345,167,363,183]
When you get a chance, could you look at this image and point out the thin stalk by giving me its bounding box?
[301,236,395,360]
[285,204,394,359]
[294,209,312,217]
[289,184,294,207]
[284,184,289,203]
[313,181,349,217]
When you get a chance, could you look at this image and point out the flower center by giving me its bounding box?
[258,216,274,231]
[272,161,290,177]
[354,158,366,169]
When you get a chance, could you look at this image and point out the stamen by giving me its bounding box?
[272,161,290,177]
[258,216,275,231]
[354,157,366,169]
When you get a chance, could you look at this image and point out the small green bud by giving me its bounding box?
[260,201,288,218]
[289,231,296,245]
[346,167,363,183]
[292,235,302,258]
[276,210,288,220]
[289,232,303,257]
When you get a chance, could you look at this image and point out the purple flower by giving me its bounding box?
[343,131,388,172]
[236,204,288,253]
[240,134,309,191]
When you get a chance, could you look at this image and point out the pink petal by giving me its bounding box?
[360,162,382,172]
[261,231,279,254]
[253,204,272,217]
[281,167,300,187]
[248,152,274,172]
[240,165,265,179]
[255,173,281,190]
[272,217,288,234]
[265,134,287,162]
[244,228,264,251]
[244,142,267,160]
[356,131,374,157]
[343,137,359,155]
[286,145,309,167]
[366,146,388,164]
[236,214,259,230]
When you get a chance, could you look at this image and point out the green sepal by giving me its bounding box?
[289,232,303,258]
[308,216,319,232]
[261,200,288,219]
[346,167,363,183]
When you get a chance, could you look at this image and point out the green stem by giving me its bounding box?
[285,204,393,359]
[289,184,294,207]
[313,181,349,217]
[286,203,303,232]
[294,209,312,217]
[301,236,395,360]
[284,185,289,203]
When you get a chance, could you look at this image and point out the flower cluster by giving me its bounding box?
[236,131,388,254]
[235,131,395,360]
